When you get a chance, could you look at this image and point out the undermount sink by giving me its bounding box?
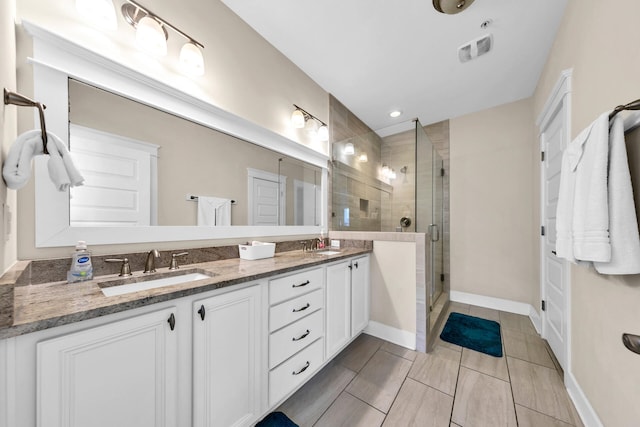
[316,250,341,255]
[99,269,213,297]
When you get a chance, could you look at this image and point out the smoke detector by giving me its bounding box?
[458,34,493,63]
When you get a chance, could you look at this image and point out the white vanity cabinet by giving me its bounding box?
[193,282,266,427]
[37,307,180,427]
[267,267,325,406]
[326,255,371,359]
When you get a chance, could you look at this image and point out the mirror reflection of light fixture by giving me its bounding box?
[120,0,205,76]
[358,153,368,162]
[382,164,390,176]
[400,166,408,174]
[389,169,397,180]
[76,0,118,31]
[344,142,355,155]
[291,104,329,141]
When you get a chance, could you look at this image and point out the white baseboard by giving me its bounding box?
[529,305,542,334]
[364,321,416,350]
[450,290,531,315]
[565,372,603,427]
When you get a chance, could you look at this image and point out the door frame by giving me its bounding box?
[536,69,572,372]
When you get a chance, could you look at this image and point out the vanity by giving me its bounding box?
[0,245,371,427]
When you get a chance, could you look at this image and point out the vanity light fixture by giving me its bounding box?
[382,164,390,176]
[291,104,329,141]
[389,169,397,180]
[121,0,205,75]
[344,142,355,155]
[75,0,118,31]
[358,153,368,163]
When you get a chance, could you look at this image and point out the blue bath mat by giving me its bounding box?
[440,312,503,357]
[256,412,299,427]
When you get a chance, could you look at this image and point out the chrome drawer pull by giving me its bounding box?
[292,361,310,375]
[292,280,310,288]
[293,303,311,313]
[292,329,310,342]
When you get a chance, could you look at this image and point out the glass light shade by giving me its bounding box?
[136,16,167,56]
[382,164,390,176]
[76,0,118,31]
[344,142,355,156]
[389,169,397,179]
[317,124,329,141]
[304,118,318,136]
[358,153,368,162]
[291,109,305,128]
[179,42,205,76]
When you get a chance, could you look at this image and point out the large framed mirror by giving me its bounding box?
[26,21,329,247]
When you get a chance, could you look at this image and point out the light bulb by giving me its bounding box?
[180,42,205,76]
[344,142,355,156]
[291,109,305,128]
[304,118,318,136]
[76,0,117,31]
[317,124,329,141]
[136,16,167,56]
[358,153,368,162]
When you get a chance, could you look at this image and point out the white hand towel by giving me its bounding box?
[556,112,612,262]
[46,133,84,191]
[556,113,610,262]
[197,196,231,226]
[594,114,640,274]
[2,129,44,189]
[2,130,84,191]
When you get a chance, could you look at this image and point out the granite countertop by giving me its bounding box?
[0,248,370,340]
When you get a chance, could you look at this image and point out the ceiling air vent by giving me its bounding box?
[458,34,493,63]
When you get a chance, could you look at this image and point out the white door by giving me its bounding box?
[539,72,571,370]
[247,168,286,226]
[37,308,178,427]
[325,261,352,359]
[193,284,264,427]
[69,124,158,227]
[293,179,320,226]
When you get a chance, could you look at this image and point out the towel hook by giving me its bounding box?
[3,88,49,155]
[609,98,640,121]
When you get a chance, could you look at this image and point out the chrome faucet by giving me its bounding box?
[144,249,160,273]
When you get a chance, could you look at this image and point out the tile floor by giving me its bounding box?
[276,302,584,427]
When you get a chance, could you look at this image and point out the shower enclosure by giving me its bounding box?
[331,117,449,350]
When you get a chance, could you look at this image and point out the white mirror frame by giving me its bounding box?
[24,21,329,247]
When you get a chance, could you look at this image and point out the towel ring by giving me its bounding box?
[3,88,49,155]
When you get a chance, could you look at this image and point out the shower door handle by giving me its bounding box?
[430,224,440,242]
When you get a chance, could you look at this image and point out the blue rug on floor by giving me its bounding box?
[255,412,299,427]
[440,312,503,357]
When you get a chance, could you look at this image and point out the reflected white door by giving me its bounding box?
[540,75,570,370]
[69,124,158,227]
[248,168,286,226]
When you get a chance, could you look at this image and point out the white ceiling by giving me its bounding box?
[221,0,568,133]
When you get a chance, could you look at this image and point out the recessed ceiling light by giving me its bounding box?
[389,110,402,118]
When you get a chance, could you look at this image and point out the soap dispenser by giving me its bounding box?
[67,240,93,283]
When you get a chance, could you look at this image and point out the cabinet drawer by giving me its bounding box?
[270,288,324,332]
[269,267,323,305]
[269,338,324,406]
[269,309,324,369]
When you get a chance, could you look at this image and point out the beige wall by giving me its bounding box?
[370,241,416,333]
[450,98,538,308]
[0,0,18,274]
[533,0,640,424]
[13,0,328,259]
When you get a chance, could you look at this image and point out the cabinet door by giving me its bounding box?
[193,285,263,427]
[351,255,370,336]
[37,307,178,427]
[325,261,351,359]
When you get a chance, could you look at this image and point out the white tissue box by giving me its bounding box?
[238,241,276,260]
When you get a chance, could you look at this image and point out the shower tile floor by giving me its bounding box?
[276,302,584,427]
